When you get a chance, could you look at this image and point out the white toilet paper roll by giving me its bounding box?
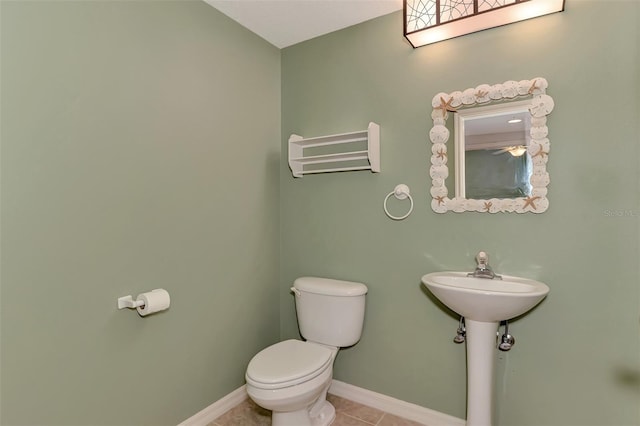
[136,289,170,316]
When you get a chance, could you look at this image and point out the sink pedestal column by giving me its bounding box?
[465,320,499,426]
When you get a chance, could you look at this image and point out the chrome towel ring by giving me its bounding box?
[384,184,414,220]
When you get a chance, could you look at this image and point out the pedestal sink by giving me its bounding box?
[421,272,549,426]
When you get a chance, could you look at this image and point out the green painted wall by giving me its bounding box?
[281,2,640,425]
[2,1,639,425]
[1,1,280,425]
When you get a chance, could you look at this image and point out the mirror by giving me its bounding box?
[456,99,533,200]
[429,78,554,213]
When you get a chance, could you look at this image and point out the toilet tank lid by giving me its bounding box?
[293,277,368,296]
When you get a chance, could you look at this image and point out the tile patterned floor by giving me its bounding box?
[209,394,426,426]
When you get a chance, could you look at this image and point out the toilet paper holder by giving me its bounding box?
[117,289,171,316]
[117,295,145,310]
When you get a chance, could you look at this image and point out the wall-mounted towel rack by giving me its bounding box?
[288,122,380,178]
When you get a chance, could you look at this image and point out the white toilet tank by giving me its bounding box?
[293,277,368,347]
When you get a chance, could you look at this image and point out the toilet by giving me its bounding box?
[245,276,368,426]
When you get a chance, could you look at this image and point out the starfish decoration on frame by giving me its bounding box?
[435,196,446,206]
[522,196,541,210]
[528,79,540,95]
[436,148,447,160]
[476,89,488,98]
[435,96,457,118]
[484,201,493,212]
[532,146,548,158]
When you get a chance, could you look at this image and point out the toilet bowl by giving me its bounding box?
[245,277,368,426]
[246,340,338,426]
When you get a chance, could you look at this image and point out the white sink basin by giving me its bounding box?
[421,271,549,322]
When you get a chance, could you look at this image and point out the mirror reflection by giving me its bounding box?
[456,101,532,199]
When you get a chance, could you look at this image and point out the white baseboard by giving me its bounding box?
[177,385,248,426]
[177,380,465,426]
[329,380,466,426]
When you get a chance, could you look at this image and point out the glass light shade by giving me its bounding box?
[404,0,565,48]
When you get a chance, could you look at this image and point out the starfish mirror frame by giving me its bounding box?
[429,77,554,214]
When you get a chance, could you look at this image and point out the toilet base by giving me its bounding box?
[272,401,335,426]
[311,400,335,426]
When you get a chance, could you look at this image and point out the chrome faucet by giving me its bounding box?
[468,251,502,280]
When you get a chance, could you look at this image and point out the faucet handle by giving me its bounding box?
[476,251,489,265]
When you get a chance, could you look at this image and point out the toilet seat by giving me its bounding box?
[246,340,333,390]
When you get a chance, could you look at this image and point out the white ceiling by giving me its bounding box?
[204,0,403,49]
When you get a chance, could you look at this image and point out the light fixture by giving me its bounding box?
[508,146,527,157]
[507,118,522,124]
[404,0,565,48]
